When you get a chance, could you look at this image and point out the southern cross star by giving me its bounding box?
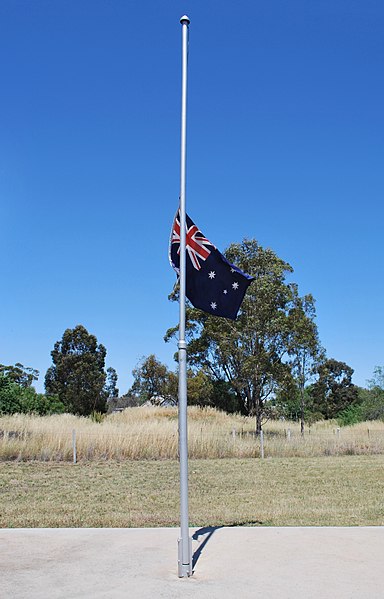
[208,271,216,279]
[210,302,217,310]
[232,282,239,290]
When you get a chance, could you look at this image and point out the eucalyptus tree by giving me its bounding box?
[45,325,109,416]
[360,366,384,420]
[286,290,323,434]
[166,239,316,433]
[129,354,174,403]
[0,363,39,388]
[310,358,358,419]
[105,367,119,400]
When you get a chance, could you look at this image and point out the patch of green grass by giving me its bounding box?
[1,455,383,528]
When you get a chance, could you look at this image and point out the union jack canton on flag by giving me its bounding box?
[169,211,254,320]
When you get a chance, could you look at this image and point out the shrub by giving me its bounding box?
[338,404,364,426]
[90,411,106,423]
[0,376,23,414]
[0,375,66,416]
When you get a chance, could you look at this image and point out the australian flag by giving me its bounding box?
[169,211,254,320]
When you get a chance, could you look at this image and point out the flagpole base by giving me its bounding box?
[178,537,193,577]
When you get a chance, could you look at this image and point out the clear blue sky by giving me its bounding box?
[1,0,383,394]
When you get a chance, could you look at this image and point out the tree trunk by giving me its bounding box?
[255,411,262,435]
[300,384,305,436]
[237,391,248,416]
[300,355,305,436]
[252,389,263,435]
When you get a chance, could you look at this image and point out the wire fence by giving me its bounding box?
[2,425,384,462]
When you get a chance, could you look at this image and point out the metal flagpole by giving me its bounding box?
[177,14,192,578]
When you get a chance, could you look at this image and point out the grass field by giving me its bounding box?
[1,407,384,461]
[1,409,383,528]
[1,455,383,528]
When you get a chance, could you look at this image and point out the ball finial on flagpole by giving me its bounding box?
[180,15,190,25]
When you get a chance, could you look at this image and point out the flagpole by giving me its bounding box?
[177,14,192,578]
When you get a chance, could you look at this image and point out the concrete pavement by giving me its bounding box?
[1,527,383,598]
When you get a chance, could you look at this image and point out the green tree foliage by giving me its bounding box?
[310,358,358,419]
[272,368,296,417]
[0,363,39,388]
[337,401,364,426]
[359,366,384,421]
[274,381,320,424]
[0,374,65,415]
[0,363,47,415]
[186,369,213,407]
[105,367,119,400]
[0,376,23,414]
[286,292,323,433]
[126,355,239,413]
[209,379,242,413]
[130,354,174,404]
[368,366,384,390]
[166,239,317,432]
[337,367,384,424]
[45,325,109,416]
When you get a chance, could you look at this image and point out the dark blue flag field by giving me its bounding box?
[169,211,254,320]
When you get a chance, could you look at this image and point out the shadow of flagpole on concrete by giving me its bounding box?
[192,526,224,571]
[192,521,265,573]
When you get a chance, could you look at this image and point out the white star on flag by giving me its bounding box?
[208,271,216,279]
[232,282,239,290]
[210,302,217,310]
[223,289,228,294]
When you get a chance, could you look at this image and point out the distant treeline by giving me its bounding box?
[1,241,383,430]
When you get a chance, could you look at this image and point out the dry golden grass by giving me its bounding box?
[1,407,384,461]
[1,456,383,527]
[2,410,382,529]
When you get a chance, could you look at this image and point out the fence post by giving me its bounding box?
[72,429,77,464]
[336,427,340,439]
[260,429,264,459]
[287,428,291,441]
